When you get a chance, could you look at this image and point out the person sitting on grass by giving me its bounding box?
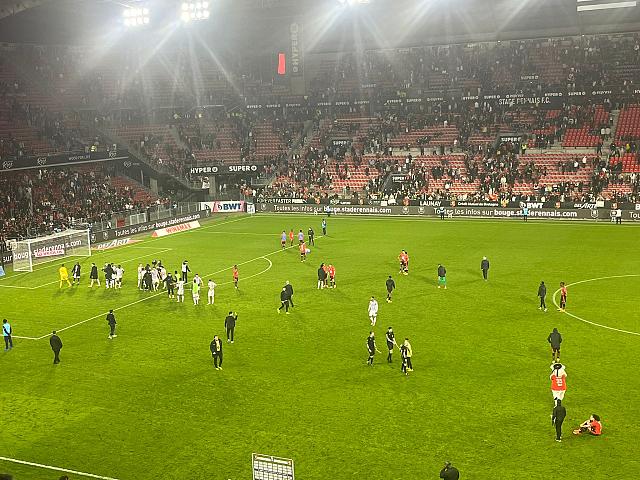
[573,414,602,436]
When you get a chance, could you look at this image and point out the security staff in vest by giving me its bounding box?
[552,399,567,442]
[50,331,63,364]
[225,311,237,343]
[439,461,460,480]
[210,335,223,370]
[481,256,490,281]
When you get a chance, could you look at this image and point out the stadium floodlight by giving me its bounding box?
[123,6,150,27]
[181,1,210,22]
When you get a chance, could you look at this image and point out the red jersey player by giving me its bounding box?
[322,263,329,288]
[328,264,336,288]
[558,282,567,311]
[288,229,294,246]
[550,362,567,402]
[232,264,239,289]
[398,250,409,275]
[299,242,307,262]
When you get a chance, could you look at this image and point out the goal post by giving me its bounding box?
[12,229,92,272]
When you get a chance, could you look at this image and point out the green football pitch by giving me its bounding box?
[1,214,639,479]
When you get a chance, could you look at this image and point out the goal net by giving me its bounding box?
[12,229,92,272]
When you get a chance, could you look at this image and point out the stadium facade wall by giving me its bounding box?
[256,203,640,222]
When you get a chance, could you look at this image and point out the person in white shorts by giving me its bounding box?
[137,264,144,290]
[207,279,217,305]
[550,362,567,402]
[368,296,379,326]
[115,265,124,289]
[176,280,185,303]
[151,268,159,291]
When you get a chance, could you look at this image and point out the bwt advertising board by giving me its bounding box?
[201,201,246,213]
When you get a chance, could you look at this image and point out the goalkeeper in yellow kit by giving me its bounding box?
[59,264,72,288]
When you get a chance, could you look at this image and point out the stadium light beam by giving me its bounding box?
[123,6,150,27]
[181,2,210,22]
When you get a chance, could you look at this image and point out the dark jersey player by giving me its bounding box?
[366,331,379,366]
[385,327,396,363]
[386,275,396,303]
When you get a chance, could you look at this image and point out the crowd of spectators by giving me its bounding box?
[0,166,162,239]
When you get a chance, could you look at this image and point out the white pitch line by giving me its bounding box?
[552,274,640,336]
[0,456,119,480]
[30,248,173,290]
[27,238,308,340]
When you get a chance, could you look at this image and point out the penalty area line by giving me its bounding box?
[27,237,310,340]
[552,274,640,336]
[0,456,119,480]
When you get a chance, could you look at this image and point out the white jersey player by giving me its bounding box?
[115,265,124,288]
[207,279,217,305]
[159,267,167,289]
[368,296,379,326]
[176,280,185,303]
[151,268,159,291]
[137,264,144,290]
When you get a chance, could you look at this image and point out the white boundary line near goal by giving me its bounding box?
[552,274,640,336]
[0,248,173,290]
[0,455,119,480]
[0,215,251,282]
[24,234,309,340]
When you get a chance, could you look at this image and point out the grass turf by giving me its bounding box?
[1,214,639,479]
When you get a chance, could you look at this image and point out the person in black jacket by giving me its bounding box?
[225,311,237,343]
[547,327,562,362]
[317,263,327,289]
[386,275,396,303]
[107,310,117,339]
[439,461,460,480]
[50,331,63,364]
[284,281,294,307]
[481,256,490,281]
[307,227,315,246]
[278,287,290,314]
[437,264,447,289]
[89,263,100,287]
[552,399,567,442]
[366,331,379,366]
[538,281,547,312]
[210,335,223,370]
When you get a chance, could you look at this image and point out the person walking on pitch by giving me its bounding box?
[59,264,72,289]
[181,260,191,283]
[366,331,380,366]
[328,264,336,288]
[166,271,176,299]
[210,335,223,370]
[538,281,547,312]
[89,263,100,287]
[550,362,567,403]
[71,262,81,285]
[288,229,294,246]
[106,310,117,339]
[552,399,567,442]
[278,287,290,314]
[481,256,490,281]
[547,328,562,362]
[437,264,447,289]
[386,275,396,303]
[232,265,239,290]
[317,263,327,289]
[284,281,294,307]
[402,338,413,372]
[281,230,287,249]
[192,278,201,305]
[368,296,379,326]
[558,282,567,311]
[3,319,13,351]
[225,311,237,343]
[321,218,327,236]
[385,326,396,363]
[50,331,63,364]
[308,227,315,246]
[207,279,217,305]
